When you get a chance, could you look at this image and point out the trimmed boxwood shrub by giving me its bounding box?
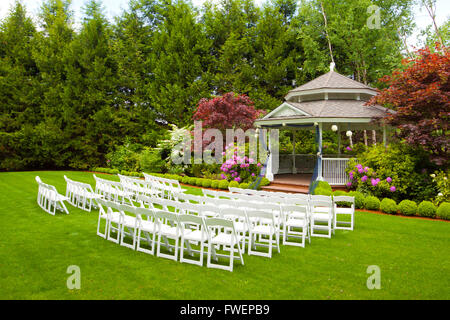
[195,178,204,187]
[202,179,212,188]
[260,178,270,187]
[182,176,190,184]
[314,187,332,196]
[417,201,436,218]
[111,169,119,174]
[398,200,417,216]
[332,190,347,196]
[229,181,239,188]
[348,191,364,209]
[211,180,219,189]
[218,180,229,190]
[239,182,250,189]
[188,177,196,185]
[380,198,397,214]
[436,202,450,220]
[364,196,380,210]
[317,180,332,192]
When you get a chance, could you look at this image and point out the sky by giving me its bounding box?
[0,0,448,48]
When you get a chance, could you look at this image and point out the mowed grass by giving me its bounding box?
[0,171,449,300]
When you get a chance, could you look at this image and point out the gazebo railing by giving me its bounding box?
[322,158,351,185]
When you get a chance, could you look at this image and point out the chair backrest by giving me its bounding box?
[202,189,218,198]
[310,194,332,202]
[283,205,308,218]
[205,217,234,229]
[333,195,355,204]
[220,207,247,221]
[153,209,178,223]
[135,207,154,220]
[246,210,274,224]
[178,213,205,228]
[199,204,220,217]
[177,201,201,215]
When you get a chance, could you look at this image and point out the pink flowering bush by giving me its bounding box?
[346,160,397,199]
[220,143,261,183]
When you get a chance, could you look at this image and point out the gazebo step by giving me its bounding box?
[261,183,310,194]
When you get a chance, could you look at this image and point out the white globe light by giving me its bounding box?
[346,130,353,137]
[331,125,338,132]
[314,122,318,126]
[282,122,286,126]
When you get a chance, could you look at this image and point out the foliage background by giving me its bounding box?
[0,0,419,171]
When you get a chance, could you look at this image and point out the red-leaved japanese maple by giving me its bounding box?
[368,45,449,165]
[193,92,265,131]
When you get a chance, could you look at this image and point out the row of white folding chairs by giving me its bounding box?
[64,175,102,212]
[203,188,354,239]
[174,191,310,248]
[142,172,186,199]
[229,187,355,232]
[35,176,69,215]
[145,194,283,256]
[118,174,162,198]
[93,174,134,204]
[96,198,244,272]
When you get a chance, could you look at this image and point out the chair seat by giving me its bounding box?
[252,225,273,234]
[159,224,178,237]
[109,212,122,223]
[234,222,248,233]
[211,233,242,246]
[335,207,354,214]
[286,218,307,228]
[313,207,331,213]
[183,230,204,242]
[311,213,332,221]
[140,220,155,232]
[122,215,137,227]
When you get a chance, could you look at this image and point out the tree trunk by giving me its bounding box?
[320,1,335,64]
[423,0,444,48]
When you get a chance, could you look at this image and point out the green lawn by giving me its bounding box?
[0,170,449,300]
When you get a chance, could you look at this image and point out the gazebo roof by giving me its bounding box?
[260,100,392,121]
[255,68,394,128]
[289,71,376,93]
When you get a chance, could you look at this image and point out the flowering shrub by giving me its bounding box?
[349,144,436,202]
[220,143,261,183]
[430,171,449,206]
[346,161,397,199]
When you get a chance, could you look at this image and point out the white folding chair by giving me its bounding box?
[282,204,310,247]
[135,206,157,255]
[93,174,133,204]
[205,217,245,272]
[35,176,69,215]
[246,210,279,258]
[310,199,334,238]
[64,175,102,212]
[179,214,209,266]
[117,204,139,250]
[333,196,355,231]
[219,207,250,251]
[154,210,180,261]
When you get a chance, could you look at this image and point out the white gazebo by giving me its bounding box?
[255,65,394,188]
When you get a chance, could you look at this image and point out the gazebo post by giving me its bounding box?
[292,130,297,174]
[266,129,274,181]
[318,122,323,181]
[383,124,387,149]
